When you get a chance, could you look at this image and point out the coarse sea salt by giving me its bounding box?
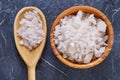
[17,10,44,50]
[54,11,108,63]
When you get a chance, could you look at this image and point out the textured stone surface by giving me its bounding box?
[0,0,120,80]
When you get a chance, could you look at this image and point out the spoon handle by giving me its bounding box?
[28,66,36,80]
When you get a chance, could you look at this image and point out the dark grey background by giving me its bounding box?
[0,0,119,80]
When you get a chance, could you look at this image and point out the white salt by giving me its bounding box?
[17,10,44,50]
[54,11,108,63]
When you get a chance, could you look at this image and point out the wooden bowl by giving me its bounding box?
[50,6,114,69]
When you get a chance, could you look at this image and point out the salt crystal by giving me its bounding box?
[54,10,108,63]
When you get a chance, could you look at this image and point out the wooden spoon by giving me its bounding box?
[14,6,47,80]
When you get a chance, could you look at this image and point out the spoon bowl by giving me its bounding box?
[14,6,47,80]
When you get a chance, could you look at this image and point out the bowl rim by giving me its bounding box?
[50,6,114,69]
